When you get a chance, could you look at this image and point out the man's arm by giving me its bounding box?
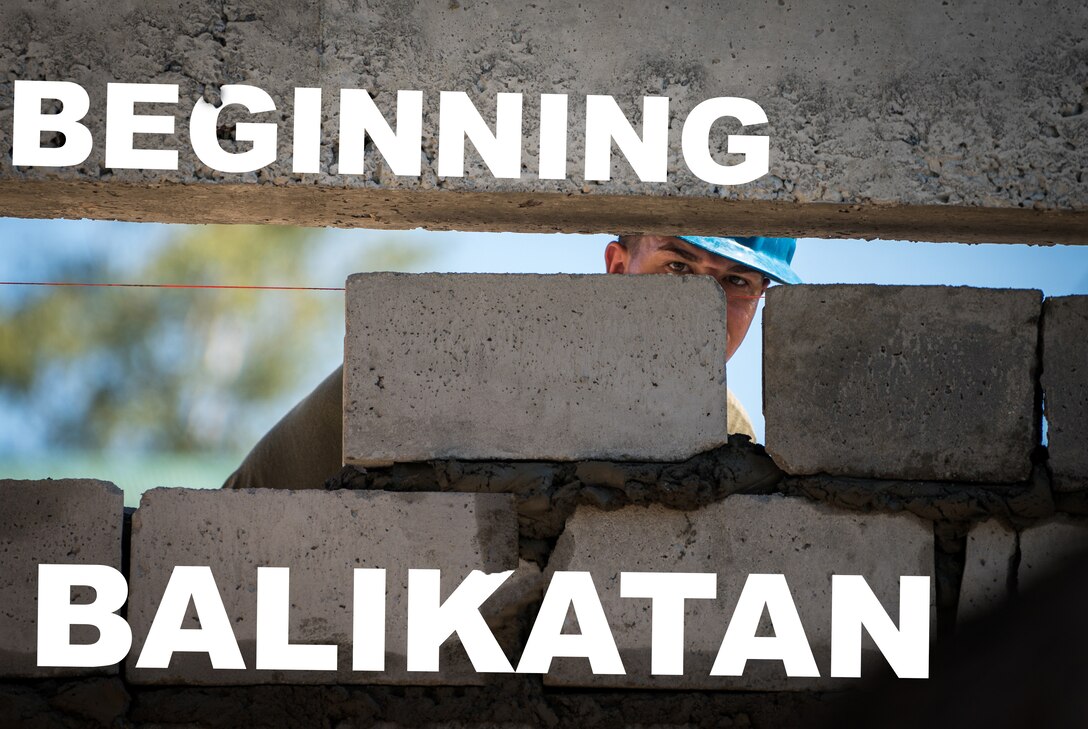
[222,365,344,490]
[222,365,759,492]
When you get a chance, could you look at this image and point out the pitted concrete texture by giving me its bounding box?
[1,1,1086,239]
[957,519,1017,624]
[0,479,123,678]
[126,488,521,685]
[1043,296,1088,492]
[763,285,1041,483]
[344,273,729,465]
[543,495,934,690]
[1018,517,1088,592]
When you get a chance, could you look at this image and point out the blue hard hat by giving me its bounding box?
[677,236,802,284]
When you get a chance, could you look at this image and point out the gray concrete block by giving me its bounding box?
[1018,518,1088,593]
[344,273,729,465]
[544,495,934,690]
[126,488,520,685]
[957,519,1016,624]
[0,479,123,678]
[1043,296,1088,491]
[764,285,1041,482]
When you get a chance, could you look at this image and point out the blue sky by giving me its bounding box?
[1,217,1085,503]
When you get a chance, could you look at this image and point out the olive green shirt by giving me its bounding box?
[726,388,757,442]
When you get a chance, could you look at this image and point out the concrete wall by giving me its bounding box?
[2,280,1086,726]
[1,0,1086,243]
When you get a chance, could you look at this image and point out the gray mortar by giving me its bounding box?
[0,1,1086,236]
[327,435,785,566]
[333,435,1060,561]
[779,465,1056,528]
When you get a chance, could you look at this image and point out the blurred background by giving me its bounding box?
[2,218,1086,506]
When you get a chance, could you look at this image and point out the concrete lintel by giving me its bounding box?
[1,180,1085,244]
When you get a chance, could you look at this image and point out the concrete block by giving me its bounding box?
[344,273,729,465]
[544,495,934,690]
[1018,518,1088,593]
[957,519,1016,624]
[1043,296,1088,491]
[0,479,123,678]
[764,285,1041,482]
[126,488,520,685]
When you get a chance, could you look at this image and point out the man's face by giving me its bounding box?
[604,236,770,361]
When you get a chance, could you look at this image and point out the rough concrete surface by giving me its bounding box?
[126,488,523,685]
[764,285,1042,483]
[1018,517,1088,592]
[1043,296,1088,491]
[543,494,934,690]
[956,519,1017,624]
[0,479,123,679]
[343,273,729,465]
[1,1,1086,239]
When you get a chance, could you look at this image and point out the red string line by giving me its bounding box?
[0,281,765,298]
[0,281,345,291]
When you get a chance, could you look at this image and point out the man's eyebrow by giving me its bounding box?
[658,243,700,261]
[724,262,763,276]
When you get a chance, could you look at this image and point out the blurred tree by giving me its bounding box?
[0,224,431,454]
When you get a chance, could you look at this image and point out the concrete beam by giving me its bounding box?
[1,0,1085,241]
[0,181,1086,244]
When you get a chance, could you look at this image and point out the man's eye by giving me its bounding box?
[666,261,690,273]
[726,275,752,288]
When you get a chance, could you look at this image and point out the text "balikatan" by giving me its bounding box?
[38,565,930,679]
